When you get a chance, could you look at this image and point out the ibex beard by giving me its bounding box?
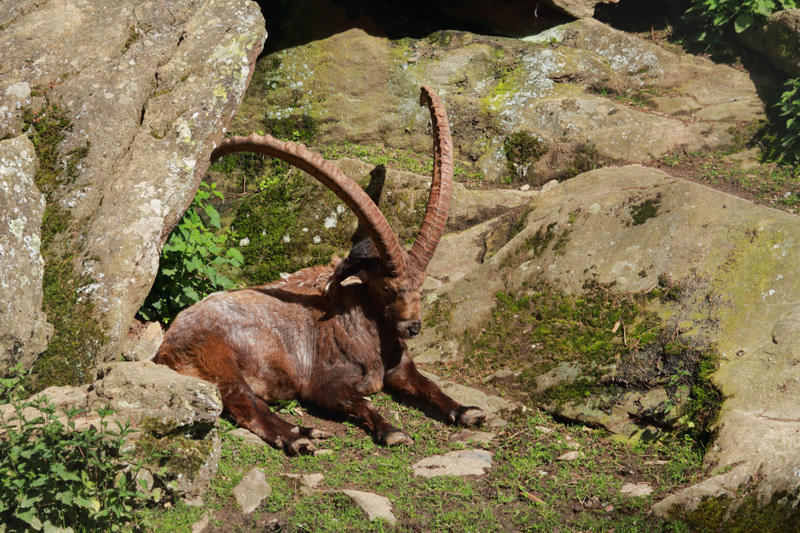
[154,87,486,455]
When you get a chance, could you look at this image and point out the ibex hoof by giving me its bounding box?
[381,428,414,447]
[456,406,486,428]
[292,425,332,440]
[285,437,317,456]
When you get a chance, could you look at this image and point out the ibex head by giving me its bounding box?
[210,86,453,339]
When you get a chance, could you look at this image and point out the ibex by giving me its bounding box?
[154,86,485,455]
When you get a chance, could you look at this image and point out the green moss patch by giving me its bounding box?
[436,280,722,445]
[17,102,104,391]
[629,195,662,226]
[678,488,800,533]
[228,159,354,284]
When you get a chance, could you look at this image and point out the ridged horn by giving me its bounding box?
[408,86,454,274]
[210,134,408,277]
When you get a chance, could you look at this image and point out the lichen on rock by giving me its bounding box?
[0,135,53,374]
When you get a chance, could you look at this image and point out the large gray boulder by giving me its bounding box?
[252,18,763,185]
[0,0,266,360]
[415,165,800,516]
[741,9,800,77]
[0,135,52,374]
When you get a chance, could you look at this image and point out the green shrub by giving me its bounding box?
[684,1,800,166]
[778,77,800,164]
[503,130,548,183]
[0,392,151,531]
[139,182,243,324]
[685,0,798,46]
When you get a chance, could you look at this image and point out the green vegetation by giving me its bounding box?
[139,182,243,324]
[32,242,106,390]
[682,0,800,166]
[777,77,800,164]
[422,295,455,329]
[0,388,152,531]
[140,400,700,532]
[17,102,105,391]
[657,149,800,212]
[630,195,662,226]
[320,141,484,184]
[226,160,349,284]
[21,103,88,195]
[678,488,800,532]
[503,131,549,183]
[431,278,722,447]
[684,0,797,47]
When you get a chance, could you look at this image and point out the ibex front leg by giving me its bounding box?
[307,380,415,446]
[384,352,487,427]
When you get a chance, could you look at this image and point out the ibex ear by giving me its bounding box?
[340,275,364,287]
[326,255,375,293]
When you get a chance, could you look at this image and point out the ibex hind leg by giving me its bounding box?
[307,383,414,447]
[220,380,318,455]
[384,353,487,428]
[252,396,331,441]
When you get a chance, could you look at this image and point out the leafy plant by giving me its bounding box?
[0,389,151,531]
[778,77,800,164]
[139,182,243,324]
[682,1,800,169]
[685,0,798,46]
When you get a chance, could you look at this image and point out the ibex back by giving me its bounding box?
[154,87,486,455]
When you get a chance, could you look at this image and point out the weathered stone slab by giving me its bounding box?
[256,17,763,187]
[0,135,52,374]
[340,490,397,525]
[422,165,800,514]
[411,449,494,478]
[233,468,272,514]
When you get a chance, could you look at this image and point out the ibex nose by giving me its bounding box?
[398,320,422,339]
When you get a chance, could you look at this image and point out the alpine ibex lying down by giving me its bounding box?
[154,86,486,455]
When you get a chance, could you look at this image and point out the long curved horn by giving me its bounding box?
[210,135,408,277]
[408,86,454,273]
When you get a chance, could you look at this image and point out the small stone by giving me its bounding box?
[314,449,334,456]
[183,496,204,507]
[620,482,653,497]
[451,429,497,444]
[489,418,509,429]
[191,513,210,533]
[411,449,493,478]
[541,179,560,193]
[520,184,531,191]
[557,451,583,461]
[302,473,324,489]
[285,472,325,489]
[233,468,272,514]
[535,425,554,434]
[341,490,397,525]
[229,428,265,447]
